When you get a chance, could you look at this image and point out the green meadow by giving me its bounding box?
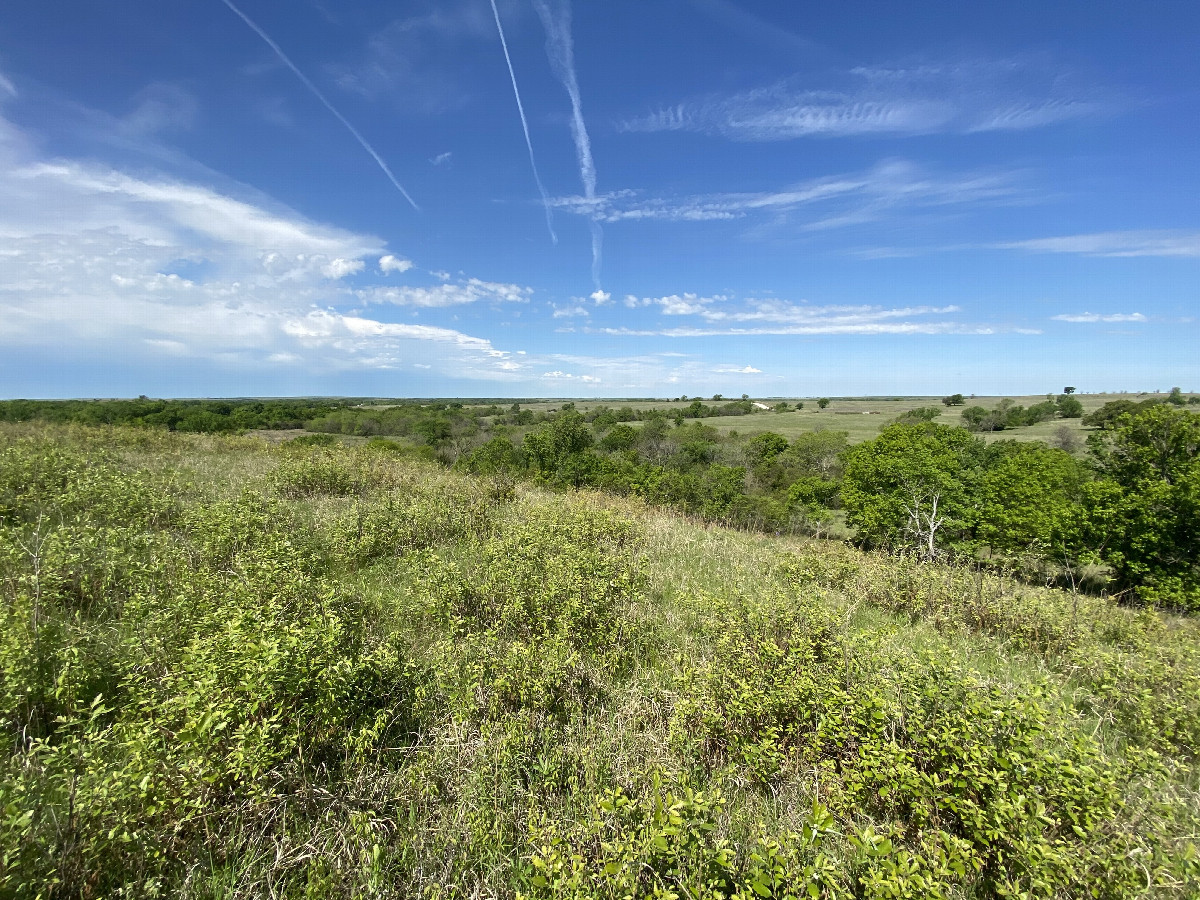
[2,420,1197,898]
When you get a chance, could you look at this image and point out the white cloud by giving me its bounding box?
[1052,312,1147,323]
[714,364,762,374]
[552,160,1023,228]
[656,293,722,316]
[322,257,365,278]
[0,72,18,99]
[356,278,532,308]
[998,231,1200,258]
[591,322,995,337]
[542,370,601,383]
[552,304,590,318]
[619,56,1103,141]
[430,152,452,166]
[589,289,612,304]
[622,294,960,329]
[0,109,535,382]
[379,253,415,274]
[121,83,198,137]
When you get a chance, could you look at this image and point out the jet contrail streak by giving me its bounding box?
[220,0,419,211]
[533,0,601,287]
[488,0,556,243]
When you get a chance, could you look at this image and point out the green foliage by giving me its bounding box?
[942,394,965,407]
[1084,404,1200,609]
[892,406,942,424]
[0,397,346,433]
[525,410,595,476]
[2,424,1198,898]
[962,396,1079,431]
[270,451,367,498]
[1055,394,1084,418]
[1082,398,1163,429]
[669,586,1192,898]
[745,432,789,464]
[972,441,1085,559]
[460,434,527,474]
[841,423,982,555]
[598,423,639,453]
[816,398,830,409]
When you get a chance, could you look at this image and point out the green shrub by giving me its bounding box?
[270,453,366,498]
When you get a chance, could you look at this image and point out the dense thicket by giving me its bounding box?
[464,405,1199,610]
[1,426,1197,897]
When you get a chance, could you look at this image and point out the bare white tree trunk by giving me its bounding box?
[902,487,944,559]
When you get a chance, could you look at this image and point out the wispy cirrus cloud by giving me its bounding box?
[591,322,998,338]
[552,160,1024,228]
[620,56,1105,141]
[597,295,993,336]
[325,0,502,110]
[355,278,532,308]
[1052,312,1147,323]
[997,230,1200,257]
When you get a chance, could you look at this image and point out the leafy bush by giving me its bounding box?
[270,451,367,498]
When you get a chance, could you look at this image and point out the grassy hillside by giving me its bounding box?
[1,423,1197,898]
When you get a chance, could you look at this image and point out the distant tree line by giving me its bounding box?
[960,392,1083,432]
[0,398,350,433]
[6,394,1195,609]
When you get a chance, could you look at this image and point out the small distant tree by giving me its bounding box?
[746,431,789,464]
[1063,386,1076,395]
[1168,387,1186,406]
[680,395,688,401]
[794,402,805,410]
[1056,395,1084,418]
[942,393,965,407]
[741,393,749,401]
[712,394,724,401]
[894,406,942,424]
[817,398,830,409]
[599,423,638,452]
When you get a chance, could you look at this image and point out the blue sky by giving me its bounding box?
[1,0,1197,398]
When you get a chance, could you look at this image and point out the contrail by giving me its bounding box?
[532,0,603,288]
[488,0,556,243]
[220,0,419,211]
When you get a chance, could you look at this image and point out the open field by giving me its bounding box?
[687,394,1135,445]
[361,393,1158,446]
[2,422,1197,897]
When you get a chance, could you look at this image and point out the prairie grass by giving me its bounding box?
[1,424,1197,898]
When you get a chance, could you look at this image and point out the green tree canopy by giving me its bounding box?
[841,423,983,556]
[1084,405,1200,609]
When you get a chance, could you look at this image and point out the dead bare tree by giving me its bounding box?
[902,485,944,560]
